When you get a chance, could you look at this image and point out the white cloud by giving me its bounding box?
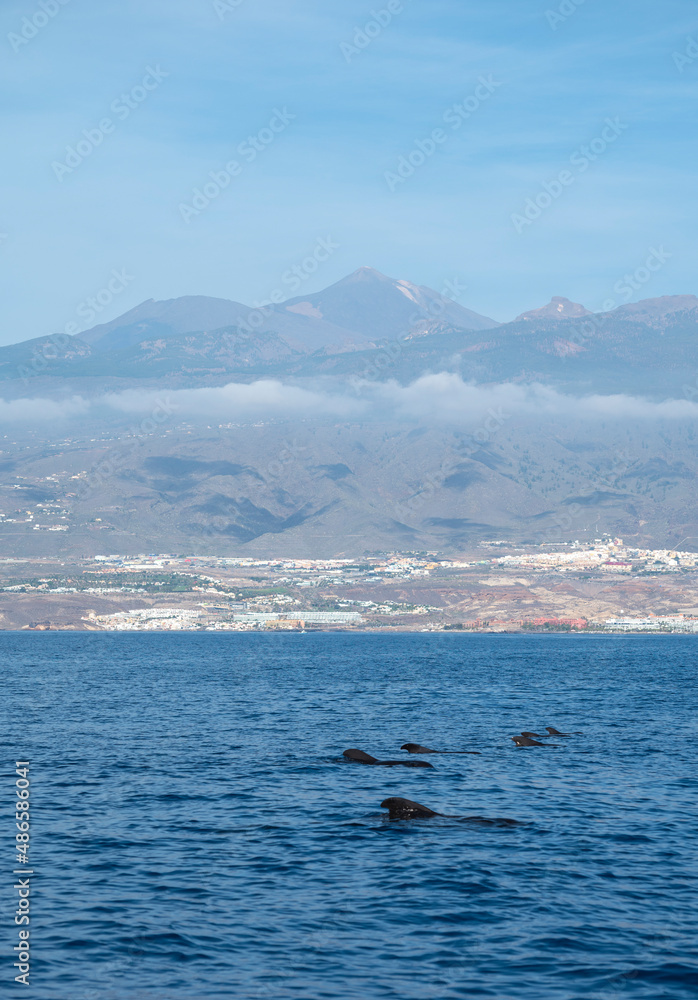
[2,375,697,426]
[0,395,90,423]
[104,379,364,420]
[362,374,698,422]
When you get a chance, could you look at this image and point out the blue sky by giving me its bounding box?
[1,0,696,344]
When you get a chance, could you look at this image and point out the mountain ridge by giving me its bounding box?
[71,268,499,358]
[0,270,696,398]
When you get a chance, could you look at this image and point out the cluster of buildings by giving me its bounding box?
[88,607,365,631]
[7,542,698,633]
[84,542,698,579]
[446,614,698,633]
[486,539,698,574]
[0,479,71,529]
[232,611,363,625]
[91,553,434,586]
[449,616,589,632]
[90,608,204,631]
[86,608,698,633]
[602,615,698,632]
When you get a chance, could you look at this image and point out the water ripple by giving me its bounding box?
[2,632,697,999]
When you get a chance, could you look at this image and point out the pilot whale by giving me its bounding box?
[343,749,433,768]
[511,735,557,747]
[380,797,518,824]
[401,743,481,755]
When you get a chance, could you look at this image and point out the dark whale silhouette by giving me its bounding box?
[343,749,433,768]
[380,797,519,825]
[380,797,441,819]
[546,727,583,736]
[511,735,557,747]
[401,743,481,755]
[521,731,548,739]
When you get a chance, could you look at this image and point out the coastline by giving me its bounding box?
[3,626,697,636]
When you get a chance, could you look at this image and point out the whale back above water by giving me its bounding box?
[380,797,441,819]
[343,748,434,768]
[512,735,555,747]
[546,727,583,736]
[401,742,481,755]
[344,748,378,763]
[380,797,520,824]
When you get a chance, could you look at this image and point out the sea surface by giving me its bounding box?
[2,632,698,1000]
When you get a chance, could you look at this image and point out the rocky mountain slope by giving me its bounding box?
[2,415,697,558]
[1,276,696,398]
[0,271,696,557]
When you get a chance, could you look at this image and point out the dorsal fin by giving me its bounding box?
[343,748,378,763]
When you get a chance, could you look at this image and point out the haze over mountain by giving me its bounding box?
[78,292,371,356]
[71,267,498,360]
[1,266,697,558]
[282,265,498,338]
[1,268,695,398]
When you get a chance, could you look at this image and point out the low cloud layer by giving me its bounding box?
[106,380,363,421]
[2,374,698,426]
[369,374,698,422]
[0,395,90,423]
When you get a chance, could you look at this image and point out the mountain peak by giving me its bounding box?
[343,266,394,283]
[514,296,591,323]
[283,268,498,335]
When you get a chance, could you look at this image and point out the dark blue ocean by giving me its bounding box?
[2,633,698,1000]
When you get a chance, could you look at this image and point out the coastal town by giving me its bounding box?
[2,537,698,632]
